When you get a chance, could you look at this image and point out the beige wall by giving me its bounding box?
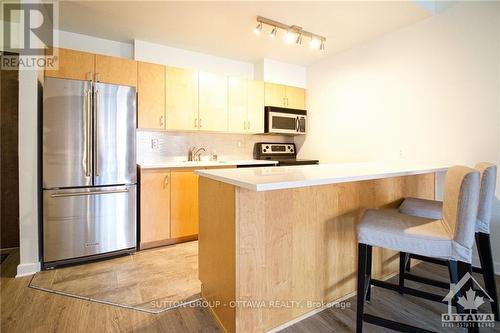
[297,1,500,268]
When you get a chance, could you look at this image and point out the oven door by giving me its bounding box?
[268,111,306,135]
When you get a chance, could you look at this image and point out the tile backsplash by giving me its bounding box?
[137,130,290,164]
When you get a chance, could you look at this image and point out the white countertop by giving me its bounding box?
[195,162,449,192]
[138,159,278,169]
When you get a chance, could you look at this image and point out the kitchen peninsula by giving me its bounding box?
[196,163,448,333]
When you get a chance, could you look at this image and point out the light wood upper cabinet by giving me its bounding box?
[166,66,199,131]
[228,77,248,133]
[264,82,306,109]
[45,48,94,81]
[138,62,165,130]
[140,168,171,249]
[199,72,228,132]
[170,169,199,239]
[264,82,286,107]
[285,86,306,109]
[95,54,137,87]
[228,78,265,134]
[247,80,265,133]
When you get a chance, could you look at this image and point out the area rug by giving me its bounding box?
[29,241,201,314]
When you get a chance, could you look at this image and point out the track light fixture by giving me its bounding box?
[254,16,326,50]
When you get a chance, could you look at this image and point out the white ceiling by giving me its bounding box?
[59,1,431,66]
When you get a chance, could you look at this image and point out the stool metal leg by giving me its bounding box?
[356,243,369,333]
[399,252,407,294]
[366,245,373,301]
[405,254,412,272]
[476,232,499,321]
[449,261,479,333]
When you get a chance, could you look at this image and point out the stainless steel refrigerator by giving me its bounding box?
[42,77,137,268]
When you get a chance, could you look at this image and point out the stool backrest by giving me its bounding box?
[442,166,480,251]
[475,162,497,234]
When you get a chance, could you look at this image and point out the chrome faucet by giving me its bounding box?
[188,147,206,161]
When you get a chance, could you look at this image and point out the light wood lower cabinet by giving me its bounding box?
[139,166,236,249]
[139,168,171,249]
[170,169,199,238]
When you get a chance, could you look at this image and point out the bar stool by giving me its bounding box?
[399,163,498,320]
[356,166,480,333]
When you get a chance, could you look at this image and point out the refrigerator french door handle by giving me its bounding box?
[83,89,92,177]
[94,88,100,176]
[50,188,129,198]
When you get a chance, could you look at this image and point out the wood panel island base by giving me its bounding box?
[196,163,448,332]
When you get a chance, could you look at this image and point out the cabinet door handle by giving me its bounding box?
[159,115,165,127]
[163,175,169,189]
[247,120,251,130]
[95,72,101,82]
[194,118,198,128]
[199,118,202,128]
[86,72,92,81]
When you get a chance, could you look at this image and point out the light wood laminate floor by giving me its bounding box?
[2,249,500,332]
[30,241,200,313]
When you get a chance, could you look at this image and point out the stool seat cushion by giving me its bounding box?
[399,197,443,220]
[358,209,472,263]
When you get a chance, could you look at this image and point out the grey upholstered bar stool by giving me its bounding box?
[399,163,498,320]
[356,166,480,333]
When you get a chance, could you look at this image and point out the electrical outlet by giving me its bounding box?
[151,138,159,150]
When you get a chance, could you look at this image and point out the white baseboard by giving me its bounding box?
[16,262,41,277]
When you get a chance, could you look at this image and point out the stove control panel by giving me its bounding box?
[254,143,296,158]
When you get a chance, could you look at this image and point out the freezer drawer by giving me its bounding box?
[43,185,136,263]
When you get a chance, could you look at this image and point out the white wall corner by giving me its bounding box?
[253,59,264,81]
[134,39,254,78]
[16,262,41,278]
[260,58,307,88]
[412,0,456,15]
[55,30,133,59]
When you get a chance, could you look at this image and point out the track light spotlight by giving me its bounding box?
[320,40,325,51]
[284,30,294,44]
[270,26,277,39]
[296,33,302,45]
[309,37,321,49]
[254,22,263,35]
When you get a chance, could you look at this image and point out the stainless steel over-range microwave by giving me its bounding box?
[264,106,306,135]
